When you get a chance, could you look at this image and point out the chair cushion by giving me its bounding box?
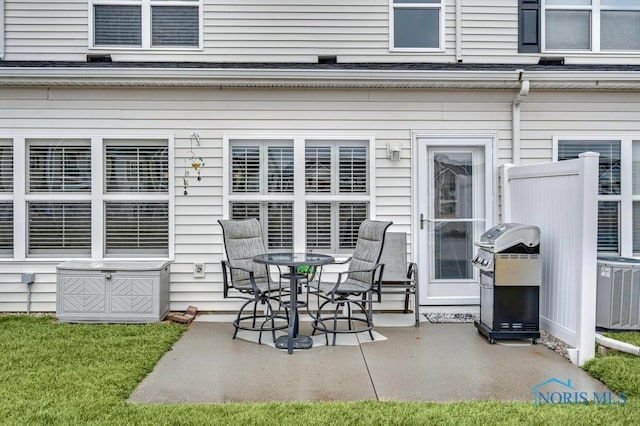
[219,218,270,287]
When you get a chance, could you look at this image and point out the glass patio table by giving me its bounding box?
[253,252,335,354]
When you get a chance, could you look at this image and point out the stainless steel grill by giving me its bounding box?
[472,223,542,344]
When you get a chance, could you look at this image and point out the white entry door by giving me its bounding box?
[416,137,493,305]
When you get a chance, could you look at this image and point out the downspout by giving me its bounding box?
[512,70,529,165]
[0,0,5,60]
[595,333,640,356]
[455,0,462,62]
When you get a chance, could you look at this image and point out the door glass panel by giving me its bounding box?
[434,221,473,279]
[433,153,473,219]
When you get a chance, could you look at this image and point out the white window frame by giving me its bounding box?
[542,0,640,53]
[0,133,174,262]
[553,135,635,256]
[223,135,376,255]
[389,0,446,52]
[89,0,203,50]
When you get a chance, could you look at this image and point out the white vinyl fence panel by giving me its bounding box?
[503,152,599,366]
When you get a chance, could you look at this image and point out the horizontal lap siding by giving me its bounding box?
[4,0,89,60]
[5,88,637,312]
[0,86,513,312]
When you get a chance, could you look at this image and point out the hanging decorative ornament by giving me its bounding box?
[189,153,205,181]
[183,175,189,196]
[182,132,204,196]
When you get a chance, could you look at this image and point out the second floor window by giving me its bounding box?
[390,0,443,50]
[92,0,201,49]
[545,0,640,52]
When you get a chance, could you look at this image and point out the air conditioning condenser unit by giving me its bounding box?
[596,257,640,330]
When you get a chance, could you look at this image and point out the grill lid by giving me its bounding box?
[475,223,540,253]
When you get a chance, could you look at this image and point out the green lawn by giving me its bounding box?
[0,315,639,425]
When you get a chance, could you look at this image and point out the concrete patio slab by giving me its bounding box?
[362,324,610,402]
[129,322,377,404]
[128,317,610,405]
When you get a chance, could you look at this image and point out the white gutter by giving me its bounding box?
[1,66,640,90]
[512,70,530,165]
[0,67,526,88]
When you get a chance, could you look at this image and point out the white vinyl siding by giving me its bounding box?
[6,1,640,63]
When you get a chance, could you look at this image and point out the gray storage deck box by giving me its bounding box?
[56,260,170,323]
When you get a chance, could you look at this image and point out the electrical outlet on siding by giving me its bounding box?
[193,263,205,278]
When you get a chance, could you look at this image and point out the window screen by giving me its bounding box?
[105,144,168,192]
[339,146,368,193]
[0,143,13,192]
[392,0,442,49]
[28,202,91,255]
[230,201,293,250]
[105,202,168,256]
[0,203,12,257]
[28,143,91,193]
[152,6,199,47]
[339,203,368,250]
[94,5,142,46]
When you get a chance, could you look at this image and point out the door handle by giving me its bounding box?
[420,213,426,230]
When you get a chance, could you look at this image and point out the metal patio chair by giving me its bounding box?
[308,219,392,345]
[218,218,288,344]
[377,232,420,326]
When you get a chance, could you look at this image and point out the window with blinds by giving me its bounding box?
[339,146,368,193]
[305,147,332,193]
[104,141,169,256]
[306,202,368,251]
[305,141,369,252]
[558,140,621,253]
[228,138,371,253]
[306,202,332,249]
[152,5,199,47]
[94,5,142,46]
[231,143,293,194]
[105,144,168,192]
[0,143,13,192]
[28,143,91,193]
[0,203,12,257]
[28,202,91,255]
[105,202,168,256]
[0,143,14,257]
[267,147,294,193]
[230,202,293,250]
[93,1,200,48]
[338,203,368,250]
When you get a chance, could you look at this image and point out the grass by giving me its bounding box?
[0,315,639,425]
